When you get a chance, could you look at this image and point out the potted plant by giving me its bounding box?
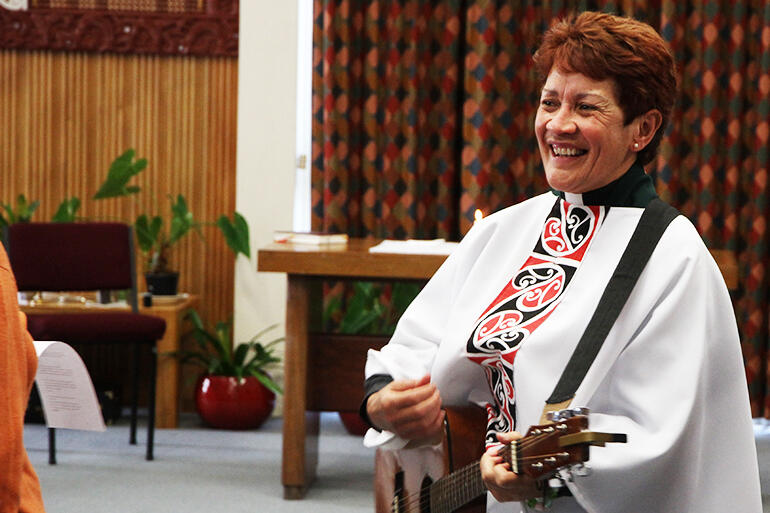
[93,149,250,295]
[173,308,283,430]
[134,194,200,295]
[0,194,39,228]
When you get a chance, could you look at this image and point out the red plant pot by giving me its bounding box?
[195,375,275,430]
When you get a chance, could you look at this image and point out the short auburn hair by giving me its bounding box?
[532,11,677,165]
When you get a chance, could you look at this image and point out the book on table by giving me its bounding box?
[273,230,349,245]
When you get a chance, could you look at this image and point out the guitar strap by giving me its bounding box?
[539,198,680,424]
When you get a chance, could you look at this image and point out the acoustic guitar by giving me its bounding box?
[374,406,626,513]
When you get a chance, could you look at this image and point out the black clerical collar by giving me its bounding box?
[553,162,658,207]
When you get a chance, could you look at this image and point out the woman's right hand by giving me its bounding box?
[366,374,444,442]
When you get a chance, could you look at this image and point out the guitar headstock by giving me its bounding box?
[499,410,627,480]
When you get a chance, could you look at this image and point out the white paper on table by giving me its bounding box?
[33,341,106,431]
[368,239,459,255]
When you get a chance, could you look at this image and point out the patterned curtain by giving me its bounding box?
[312,0,465,240]
[312,0,770,417]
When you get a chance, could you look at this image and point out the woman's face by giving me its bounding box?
[535,69,639,194]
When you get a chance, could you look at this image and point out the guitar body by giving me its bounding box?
[443,406,488,513]
[374,405,487,513]
[374,443,446,513]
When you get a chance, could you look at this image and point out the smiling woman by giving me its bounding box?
[360,11,761,513]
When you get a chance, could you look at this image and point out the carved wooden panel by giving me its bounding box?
[0,0,237,56]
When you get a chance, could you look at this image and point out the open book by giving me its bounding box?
[273,230,349,245]
[368,238,458,255]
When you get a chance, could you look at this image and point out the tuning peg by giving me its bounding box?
[569,407,590,417]
[546,410,570,422]
[545,411,559,422]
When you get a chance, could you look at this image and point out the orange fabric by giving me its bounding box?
[0,246,45,513]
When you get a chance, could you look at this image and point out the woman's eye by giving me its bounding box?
[541,99,557,108]
[578,103,597,111]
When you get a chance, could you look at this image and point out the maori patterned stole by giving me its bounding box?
[465,199,605,446]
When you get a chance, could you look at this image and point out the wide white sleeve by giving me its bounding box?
[566,220,761,512]
[363,220,496,449]
[362,252,461,449]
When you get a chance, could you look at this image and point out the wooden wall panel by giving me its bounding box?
[0,49,238,332]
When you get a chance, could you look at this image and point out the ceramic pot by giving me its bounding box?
[144,271,179,295]
[195,375,275,430]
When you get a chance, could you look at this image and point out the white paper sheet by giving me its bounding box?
[368,239,459,255]
[33,341,106,431]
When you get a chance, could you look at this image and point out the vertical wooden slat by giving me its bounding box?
[0,48,238,340]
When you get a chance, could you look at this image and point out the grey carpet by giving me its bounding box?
[25,412,374,513]
[24,414,770,512]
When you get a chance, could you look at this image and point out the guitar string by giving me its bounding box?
[391,429,568,513]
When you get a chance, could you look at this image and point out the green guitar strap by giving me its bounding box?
[540,198,680,423]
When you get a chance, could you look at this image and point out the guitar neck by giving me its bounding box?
[428,460,485,513]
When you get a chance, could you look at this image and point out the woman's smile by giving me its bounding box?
[549,143,588,158]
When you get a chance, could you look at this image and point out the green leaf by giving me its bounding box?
[392,282,420,317]
[248,323,281,343]
[16,195,39,222]
[216,212,251,258]
[250,370,283,395]
[214,320,232,360]
[51,197,81,222]
[339,307,381,334]
[232,343,250,367]
[339,282,383,334]
[134,214,163,253]
[168,195,196,245]
[2,203,15,224]
[93,148,148,199]
[186,308,206,331]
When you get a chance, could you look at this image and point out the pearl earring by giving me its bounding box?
[634,142,639,149]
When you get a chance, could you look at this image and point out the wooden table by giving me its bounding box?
[258,239,446,499]
[257,239,738,499]
[21,294,198,429]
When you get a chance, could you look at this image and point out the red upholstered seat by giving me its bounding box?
[4,222,166,463]
[26,313,166,344]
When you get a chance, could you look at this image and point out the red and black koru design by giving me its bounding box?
[465,199,605,446]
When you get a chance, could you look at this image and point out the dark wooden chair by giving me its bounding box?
[4,222,166,462]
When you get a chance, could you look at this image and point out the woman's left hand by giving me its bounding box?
[479,431,540,503]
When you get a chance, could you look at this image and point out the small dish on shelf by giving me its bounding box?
[149,293,189,305]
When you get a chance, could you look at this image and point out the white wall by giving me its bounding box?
[235,0,299,410]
